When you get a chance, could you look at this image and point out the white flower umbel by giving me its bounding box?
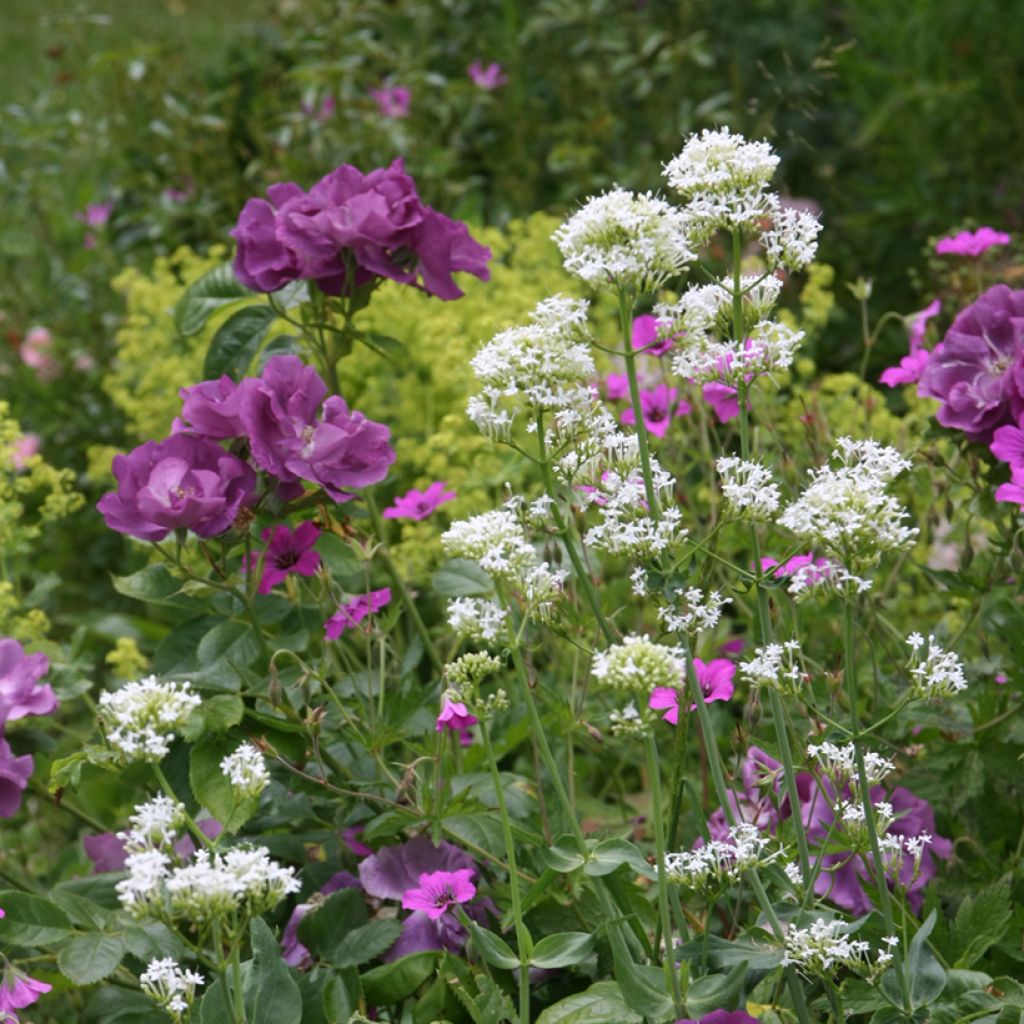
[836,799,895,849]
[781,917,876,978]
[777,437,917,572]
[140,958,204,1022]
[592,634,683,696]
[657,587,732,637]
[717,456,781,520]
[664,823,778,895]
[763,207,823,272]
[467,295,596,442]
[447,597,507,644]
[220,742,270,801]
[664,128,780,201]
[118,795,186,853]
[807,741,894,788]
[906,632,968,700]
[117,849,172,917]
[553,187,695,292]
[98,676,201,764]
[740,640,804,697]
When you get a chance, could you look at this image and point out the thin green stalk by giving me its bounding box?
[152,764,213,851]
[619,290,660,517]
[666,708,692,851]
[644,736,683,1014]
[230,940,246,1024]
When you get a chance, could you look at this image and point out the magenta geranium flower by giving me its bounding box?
[436,700,478,733]
[994,465,1024,506]
[0,639,56,725]
[761,552,831,585]
[383,482,456,521]
[604,373,630,401]
[467,60,508,90]
[401,868,476,920]
[371,85,411,118]
[880,349,932,388]
[76,202,112,229]
[620,384,691,437]
[325,588,392,640]
[702,381,740,422]
[650,658,735,724]
[631,314,674,357]
[991,422,1024,468]
[255,522,321,594]
[676,1011,759,1024]
[0,962,52,1015]
[935,227,1011,258]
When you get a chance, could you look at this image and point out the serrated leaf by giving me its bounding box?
[111,564,190,608]
[57,932,126,985]
[203,305,275,379]
[329,918,402,968]
[174,263,251,336]
[196,619,261,672]
[452,973,516,1024]
[535,981,643,1024]
[245,917,302,1024]
[951,884,1013,969]
[531,931,596,969]
[0,890,74,945]
[86,986,161,1023]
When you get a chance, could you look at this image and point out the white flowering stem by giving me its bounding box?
[479,718,533,1024]
[644,736,684,1014]
[618,289,660,517]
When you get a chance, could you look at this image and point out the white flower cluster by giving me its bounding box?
[716,456,781,520]
[762,206,823,272]
[220,742,270,800]
[608,700,651,738]
[807,741,894,787]
[98,676,201,763]
[467,296,596,441]
[782,917,895,978]
[140,957,205,1022]
[785,561,873,602]
[836,799,895,848]
[906,632,968,700]
[657,587,732,636]
[118,795,186,853]
[664,128,780,200]
[740,640,804,696]
[878,831,933,884]
[553,187,695,291]
[664,823,778,895]
[777,438,917,571]
[447,597,507,644]
[592,634,683,695]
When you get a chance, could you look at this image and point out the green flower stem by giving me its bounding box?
[480,719,533,1024]
[230,940,246,1024]
[619,289,660,517]
[644,735,684,1014]
[364,490,443,673]
[666,706,692,851]
[843,598,913,1012]
[152,763,214,851]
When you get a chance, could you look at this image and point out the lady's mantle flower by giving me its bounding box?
[467,60,508,90]
[620,384,691,438]
[436,700,478,734]
[383,482,456,520]
[220,742,270,799]
[254,522,321,594]
[935,226,1010,258]
[140,958,204,1022]
[649,658,735,723]
[98,677,201,764]
[0,962,52,1016]
[401,868,477,920]
[370,85,411,118]
[325,588,392,640]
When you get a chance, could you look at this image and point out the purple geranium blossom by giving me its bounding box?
[702,381,740,422]
[935,227,1011,258]
[325,588,392,640]
[649,658,735,724]
[604,373,630,401]
[281,870,361,968]
[631,314,674,357]
[880,349,932,388]
[467,60,508,90]
[76,202,112,228]
[97,434,256,542]
[990,423,1024,468]
[761,552,831,586]
[994,465,1024,506]
[371,86,411,118]
[401,868,476,920]
[0,640,56,724]
[620,384,691,437]
[0,963,51,1015]
[918,284,1024,442]
[255,522,321,594]
[0,739,33,818]
[676,1012,759,1024]
[383,482,456,521]
[436,700,478,734]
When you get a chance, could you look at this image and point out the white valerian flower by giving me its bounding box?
[592,635,684,695]
[118,794,186,852]
[716,456,781,520]
[608,700,652,739]
[664,823,779,895]
[664,128,780,201]
[762,207,822,271]
[806,742,894,788]
[98,676,201,764]
[220,742,270,800]
[553,187,695,291]
[657,587,732,636]
[140,958,205,1022]
[905,632,968,700]
[117,849,172,917]
[447,597,507,643]
[630,566,649,596]
[781,917,876,977]
[783,861,804,890]
[836,799,895,848]
[740,640,804,696]
[777,437,917,572]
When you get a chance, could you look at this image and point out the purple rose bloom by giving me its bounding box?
[231,184,308,292]
[98,434,257,541]
[179,376,251,439]
[918,285,1024,442]
[413,206,492,301]
[0,738,33,818]
[0,640,56,724]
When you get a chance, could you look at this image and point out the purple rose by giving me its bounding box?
[231,184,307,293]
[179,376,250,439]
[98,434,257,541]
[0,738,33,818]
[919,285,1024,442]
[0,639,56,725]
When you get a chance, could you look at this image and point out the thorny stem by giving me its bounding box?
[619,289,661,517]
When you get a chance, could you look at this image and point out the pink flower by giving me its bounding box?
[995,465,1024,507]
[935,227,1011,258]
[719,637,745,656]
[908,299,942,353]
[761,552,830,584]
[401,868,476,920]
[996,673,1009,685]
[649,658,736,724]
[620,384,690,437]
[702,381,740,422]
[467,60,508,90]
[19,327,60,381]
[164,179,195,203]
[880,349,932,388]
[10,434,39,471]
[371,86,411,118]
[991,423,1024,467]
[631,314,674,357]
[436,700,478,733]
[383,482,456,521]
[603,373,630,401]
[255,522,321,594]
[0,963,52,1014]
[76,202,112,228]
[325,587,392,640]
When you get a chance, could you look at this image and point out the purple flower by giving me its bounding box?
[0,964,51,1015]
[179,375,250,439]
[604,373,630,401]
[918,284,1024,442]
[467,60,508,90]
[97,434,257,542]
[761,552,831,586]
[719,637,745,656]
[649,658,735,724]
[880,349,932,388]
[620,384,691,437]
[83,818,222,873]
[231,184,307,292]
[325,588,392,640]
[935,227,1011,258]
[20,327,60,381]
[631,314,675,357]
[281,870,361,968]
[371,86,411,118]
[990,423,1024,468]
[383,482,456,521]
[255,522,321,594]
[436,700,478,733]
[343,825,373,858]
[908,299,942,352]
[76,202,112,228]
[0,739,33,818]
[994,464,1024,506]
[676,1012,759,1024]
[0,640,56,724]
[702,381,740,423]
[301,95,336,122]
[402,868,476,920]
